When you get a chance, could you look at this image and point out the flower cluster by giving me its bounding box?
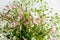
[0,0,60,40]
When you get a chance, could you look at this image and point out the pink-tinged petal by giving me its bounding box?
[40,16,44,23]
[18,10,23,15]
[2,14,7,18]
[18,10,23,20]
[10,5,17,8]
[15,21,19,26]
[24,38,27,40]
[18,15,22,19]
[51,28,56,33]
[41,16,44,20]
[10,21,19,28]
[10,23,14,28]
[33,19,38,24]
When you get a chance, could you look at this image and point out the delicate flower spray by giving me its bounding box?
[0,0,60,40]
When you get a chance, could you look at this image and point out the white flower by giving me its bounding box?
[32,2,41,10]
[31,12,39,19]
[0,34,4,38]
[31,12,35,15]
[49,36,53,40]
[45,35,48,39]
[31,37,36,40]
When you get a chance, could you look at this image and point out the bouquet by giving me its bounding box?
[0,0,60,40]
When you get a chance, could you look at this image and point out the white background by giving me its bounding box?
[0,0,60,13]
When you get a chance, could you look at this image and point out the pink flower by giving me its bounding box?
[51,28,56,33]
[14,21,19,26]
[18,10,23,19]
[9,23,14,28]
[18,15,22,19]
[9,21,19,28]
[33,19,38,24]
[18,10,23,15]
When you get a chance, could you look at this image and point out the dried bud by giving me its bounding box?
[40,16,44,23]
[28,16,32,21]
[19,26,22,31]
[5,5,10,11]
[2,14,7,19]
[24,22,29,28]
[10,16,14,21]
[5,5,9,8]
